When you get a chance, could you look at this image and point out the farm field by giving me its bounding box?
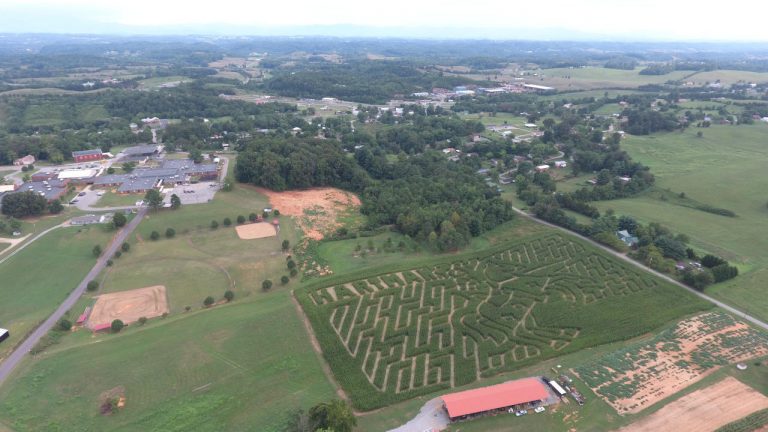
[521,67,691,90]
[618,377,768,432]
[593,124,768,321]
[298,232,711,410]
[574,311,768,414]
[0,292,336,432]
[0,225,113,359]
[686,70,768,86]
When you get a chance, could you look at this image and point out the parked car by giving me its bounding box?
[534,407,546,413]
[78,192,86,196]
[515,410,528,417]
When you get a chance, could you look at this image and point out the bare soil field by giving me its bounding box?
[88,285,169,329]
[256,187,361,240]
[618,377,768,432]
[575,312,768,414]
[235,222,277,240]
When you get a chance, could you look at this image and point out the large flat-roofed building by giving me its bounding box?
[441,377,550,421]
[72,149,103,163]
[12,180,69,202]
[57,168,99,183]
[122,144,161,157]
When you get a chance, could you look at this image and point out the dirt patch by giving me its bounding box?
[256,187,360,240]
[235,222,277,240]
[89,286,169,329]
[618,377,768,432]
[98,385,125,415]
[574,312,768,414]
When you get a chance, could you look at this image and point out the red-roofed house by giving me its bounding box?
[441,377,550,421]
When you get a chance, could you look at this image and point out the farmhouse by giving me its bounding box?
[441,378,551,422]
[13,155,35,166]
[554,160,567,168]
[617,229,639,246]
[72,149,103,163]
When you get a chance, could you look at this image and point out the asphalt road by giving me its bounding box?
[511,207,768,331]
[0,207,147,386]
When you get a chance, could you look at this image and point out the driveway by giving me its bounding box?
[388,398,450,432]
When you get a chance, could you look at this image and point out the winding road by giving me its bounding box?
[0,207,147,385]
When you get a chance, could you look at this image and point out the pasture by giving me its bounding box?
[520,67,691,90]
[99,185,300,313]
[298,232,710,410]
[0,292,336,432]
[0,225,112,359]
[593,124,768,321]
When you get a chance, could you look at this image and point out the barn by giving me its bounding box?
[441,377,551,421]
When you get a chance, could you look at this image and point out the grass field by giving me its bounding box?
[524,67,691,91]
[94,191,142,208]
[0,292,336,432]
[298,232,711,410]
[593,124,768,321]
[0,225,113,359]
[686,70,768,86]
[138,76,191,89]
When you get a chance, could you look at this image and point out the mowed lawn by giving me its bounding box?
[0,292,336,432]
[594,124,768,320]
[0,226,113,359]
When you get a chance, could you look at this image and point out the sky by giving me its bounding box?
[0,0,766,41]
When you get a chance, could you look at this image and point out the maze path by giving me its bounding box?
[308,234,659,397]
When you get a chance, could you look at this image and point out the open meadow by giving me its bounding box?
[298,231,711,411]
[0,292,336,432]
[515,67,691,90]
[592,124,768,321]
[0,225,113,359]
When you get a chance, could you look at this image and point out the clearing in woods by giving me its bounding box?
[255,187,361,240]
[574,311,768,414]
[88,286,169,329]
[618,377,768,432]
[297,233,711,410]
[235,222,277,240]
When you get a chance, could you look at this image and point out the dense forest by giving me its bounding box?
[263,60,480,104]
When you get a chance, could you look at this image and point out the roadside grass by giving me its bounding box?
[0,292,336,432]
[0,225,113,359]
[0,243,8,253]
[593,124,768,321]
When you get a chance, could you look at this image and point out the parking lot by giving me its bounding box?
[164,181,219,205]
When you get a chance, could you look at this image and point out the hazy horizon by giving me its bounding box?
[1,0,767,42]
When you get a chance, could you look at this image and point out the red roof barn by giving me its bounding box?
[441,377,550,420]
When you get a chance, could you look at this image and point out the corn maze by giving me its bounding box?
[298,233,711,410]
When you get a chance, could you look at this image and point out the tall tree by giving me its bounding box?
[144,189,163,211]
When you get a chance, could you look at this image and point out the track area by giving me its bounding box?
[235,222,277,239]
